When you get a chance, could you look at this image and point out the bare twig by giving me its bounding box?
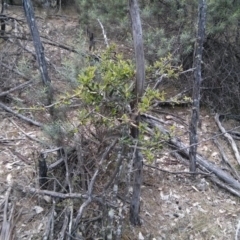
[0,185,13,240]
[97,19,109,47]
[144,163,211,176]
[0,102,42,127]
[0,79,34,97]
[48,158,64,171]
[104,148,124,190]
[213,139,240,180]
[10,119,47,145]
[215,113,240,165]
[73,139,118,231]
[16,185,87,199]
[58,207,70,240]
[153,74,167,90]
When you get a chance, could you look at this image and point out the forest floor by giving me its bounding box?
[0,4,240,240]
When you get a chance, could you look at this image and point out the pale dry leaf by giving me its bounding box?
[138,232,144,240]
[211,152,218,157]
[33,206,44,214]
[165,115,173,120]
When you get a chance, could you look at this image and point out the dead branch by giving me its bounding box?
[141,113,240,196]
[170,137,240,192]
[10,119,47,146]
[0,79,34,98]
[104,147,124,190]
[0,101,42,127]
[153,74,167,90]
[0,185,13,240]
[73,139,118,230]
[97,19,109,47]
[16,185,88,199]
[215,113,240,165]
[213,139,240,180]
[43,205,55,240]
[144,163,210,176]
[48,158,64,171]
[57,207,70,240]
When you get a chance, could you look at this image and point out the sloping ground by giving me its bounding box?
[0,5,240,240]
[1,108,239,239]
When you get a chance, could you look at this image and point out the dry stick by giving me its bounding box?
[97,19,109,47]
[0,185,12,240]
[104,149,124,190]
[0,79,34,97]
[43,206,55,240]
[209,176,240,198]
[215,113,240,165]
[17,185,88,199]
[213,139,240,180]
[0,101,42,127]
[10,119,47,146]
[141,113,240,195]
[4,34,85,55]
[73,139,118,231]
[62,150,73,240]
[67,203,74,240]
[75,133,87,191]
[153,74,167,90]
[58,207,70,240]
[43,182,56,240]
[142,113,240,157]
[48,158,64,171]
[144,163,210,176]
[171,141,240,198]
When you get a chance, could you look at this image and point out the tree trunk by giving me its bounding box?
[189,0,206,172]
[129,0,145,226]
[22,0,53,110]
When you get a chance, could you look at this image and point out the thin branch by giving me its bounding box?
[10,119,47,145]
[0,101,42,127]
[97,19,109,47]
[0,185,13,240]
[144,163,211,176]
[215,113,240,165]
[16,185,88,199]
[0,79,34,97]
[73,139,118,230]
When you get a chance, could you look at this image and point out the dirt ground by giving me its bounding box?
[1,4,240,240]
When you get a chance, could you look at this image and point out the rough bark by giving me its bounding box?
[129,0,145,226]
[189,0,206,172]
[129,0,145,99]
[22,0,53,109]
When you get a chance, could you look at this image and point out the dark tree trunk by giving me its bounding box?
[23,0,53,110]
[129,0,145,226]
[39,153,48,189]
[189,0,207,172]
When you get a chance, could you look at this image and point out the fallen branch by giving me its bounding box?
[16,185,88,199]
[10,119,47,146]
[0,101,42,127]
[170,137,240,192]
[213,139,240,180]
[0,186,13,240]
[144,163,210,176]
[141,113,240,196]
[215,113,240,165]
[0,79,34,98]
